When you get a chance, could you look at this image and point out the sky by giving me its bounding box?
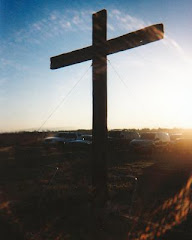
[1,0,192,132]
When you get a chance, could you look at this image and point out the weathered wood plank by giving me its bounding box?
[50,46,92,69]
[50,23,163,69]
[107,23,164,54]
[92,9,108,207]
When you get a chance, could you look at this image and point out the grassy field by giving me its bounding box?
[0,133,192,240]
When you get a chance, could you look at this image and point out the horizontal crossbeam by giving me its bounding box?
[51,23,164,69]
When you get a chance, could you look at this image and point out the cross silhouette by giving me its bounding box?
[50,9,164,206]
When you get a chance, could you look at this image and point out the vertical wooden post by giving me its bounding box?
[50,8,164,209]
[92,9,108,207]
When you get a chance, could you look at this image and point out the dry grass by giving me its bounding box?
[0,133,192,240]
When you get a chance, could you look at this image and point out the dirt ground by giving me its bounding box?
[0,134,192,240]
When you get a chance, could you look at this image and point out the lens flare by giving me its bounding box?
[128,174,192,240]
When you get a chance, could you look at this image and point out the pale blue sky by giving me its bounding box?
[1,0,192,132]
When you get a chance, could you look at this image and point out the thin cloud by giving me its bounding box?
[10,9,148,45]
[109,9,147,33]
[13,12,72,44]
[163,35,192,65]
[3,8,191,71]
[13,10,92,45]
[164,36,184,55]
[0,57,30,71]
[108,10,192,69]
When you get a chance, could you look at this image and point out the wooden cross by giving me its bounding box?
[50,9,164,206]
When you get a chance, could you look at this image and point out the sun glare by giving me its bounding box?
[163,65,192,128]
